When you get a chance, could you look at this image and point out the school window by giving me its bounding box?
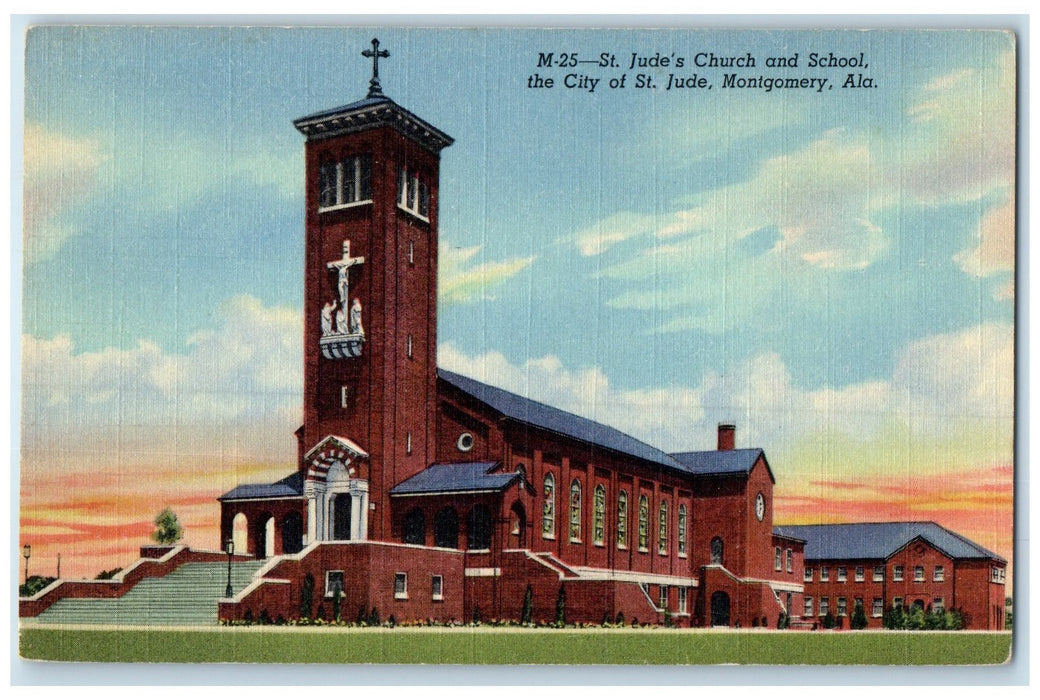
[786,549,793,573]
[933,566,945,582]
[638,495,650,552]
[837,597,847,616]
[542,473,556,539]
[408,241,415,266]
[819,597,829,617]
[820,566,829,582]
[893,565,904,582]
[569,479,582,543]
[775,547,782,571]
[872,598,883,618]
[659,585,669,610]
[678,587,688,613]
[320,156,372,211]
[657,500,669,555]
[677,504,688,556]
[431,575,443,601]
[855,566,865,582]
[873,565,884,582]
[914,565,925,582]
[593,484,606,546]
[616,490,628,549]
[398,167,430,220]
[804,597,814,617]
[325,570,345,597]
[837,566,847,582]
[394,572,408,600]
[804,567,813,582]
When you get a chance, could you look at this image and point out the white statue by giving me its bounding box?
[335,307,348,335]
[321,300,336,336]
[349,298,364,336]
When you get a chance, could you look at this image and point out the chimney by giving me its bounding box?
[717,423,736,451]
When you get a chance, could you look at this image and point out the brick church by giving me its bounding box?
[209,41,1007,630]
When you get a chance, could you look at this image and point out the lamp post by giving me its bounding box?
[225,538,235,598]
[22,544,31,587]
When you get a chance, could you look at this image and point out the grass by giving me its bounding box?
[18,626,1013,665]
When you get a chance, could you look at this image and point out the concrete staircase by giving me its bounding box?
[30,561,264,627]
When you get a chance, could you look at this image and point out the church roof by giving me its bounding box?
[772,522,1005,563]
[218,472,304,501]
[293,94,454,152]
[389,461,520,496]
[668,448,772,481]
[438,369,687,472]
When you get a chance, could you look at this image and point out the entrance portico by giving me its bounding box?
[303,435,370,543]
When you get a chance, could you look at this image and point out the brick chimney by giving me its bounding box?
[717,423,736,451]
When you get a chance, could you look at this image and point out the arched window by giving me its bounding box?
[617,491,628,549]
[467,505,492,550]
[403,508,425,545]
[434,507,459,549]
[711,536,724,565]
[678,504,688,556]
[569,479,582,543]
[638,495,649,552]
[593,484,606,546]
[658,500,669,555]
[542,473,556,539]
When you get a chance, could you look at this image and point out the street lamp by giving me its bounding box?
[22,544,31,587]
[224,537,235,598]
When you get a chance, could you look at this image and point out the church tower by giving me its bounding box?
[292,39,453,544]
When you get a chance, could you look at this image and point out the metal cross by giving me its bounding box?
[362,38,390,98]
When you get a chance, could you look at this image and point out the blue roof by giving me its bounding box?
[293,94,454,151]
[670,448,767,478]
[390,462,519,496]
[293,95,393,124]
[773,522,1005,563]
[219,472,304,501]
[438,369,686,471]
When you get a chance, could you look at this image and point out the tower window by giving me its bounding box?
[407,334,413,358]
[319,155,371,211]
[406,432,412,455]
[398,167,430,220]
[408,241,415,266]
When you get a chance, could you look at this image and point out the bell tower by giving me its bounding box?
[293,39,454,542]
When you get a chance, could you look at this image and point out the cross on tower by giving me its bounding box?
[362,38,390,98]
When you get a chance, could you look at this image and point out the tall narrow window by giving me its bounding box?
[678,504,688,556]
[320,156,371,210]
[658,500,669,555]
[638,495,649,552]
[542,474,556,539]
[408,241,415,265]
[569,479,582,543]
[593,484,606,546]
[711,537,724,565]
[398,167,430,219]
[407,334,413,358]
[406,431,412,455]
[775,546,782,571]
[617,490,628,549]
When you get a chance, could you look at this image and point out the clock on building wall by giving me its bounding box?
[755,492,765,521]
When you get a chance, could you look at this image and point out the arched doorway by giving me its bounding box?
[434,507,459,549]
[467,505,492,550]
[281,512,303,554]
[711,591,731,627]
[333,493,352,540]
[403,508,425,545]
[509,501,527,548]
[232,513,249,554]
[264,517,275,558]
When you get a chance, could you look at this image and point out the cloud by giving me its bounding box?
[953,191,1015,299]
[22,123,107,263]
[438,241,535,304]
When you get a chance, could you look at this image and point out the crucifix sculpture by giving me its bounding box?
[362,38,390,98]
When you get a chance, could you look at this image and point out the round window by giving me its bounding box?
[457,432,474,452]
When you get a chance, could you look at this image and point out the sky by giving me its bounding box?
[18,27,1014,583]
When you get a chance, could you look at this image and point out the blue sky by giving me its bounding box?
[20,27,1015,576]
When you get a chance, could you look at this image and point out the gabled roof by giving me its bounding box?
[293,94,454,152]
[669,448,773,482]
[389,462,520,496]
[219,472,304,501]
[438,369,686,472]
[773,522,1005,563]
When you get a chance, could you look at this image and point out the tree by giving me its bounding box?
[521,584,534,624]
[850,601,868,630]
[554,583,567,627]
[95,567,122,580]
[19,575,56,597]
[299,573,315,619]
[151,507,183,544]
[822,611,837,629]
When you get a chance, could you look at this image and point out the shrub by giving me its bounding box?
[368,607,380,626]
[822,611,837,629]
[151,507,183,545]
[850,602,868,630]
[554,584,566,627]
[615,611,625,626]
[299,573,315,620]
[521,584,534,624]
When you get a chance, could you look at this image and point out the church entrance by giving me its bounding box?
[333,493,352,540]
[710,591,731,627]
[282,512,303,554]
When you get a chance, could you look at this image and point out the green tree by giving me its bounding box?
[299,573,315,619]
[554,583,567,627]
[19,575,56,597]
[822,611,837,629]
[95,567,122,580]
[521,584,534,624]
[850,601,868,630]
[151,507,183,544]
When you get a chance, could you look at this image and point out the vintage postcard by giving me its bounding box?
[17,25,1015,667]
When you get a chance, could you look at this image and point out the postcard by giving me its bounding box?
[17,25,1015,666]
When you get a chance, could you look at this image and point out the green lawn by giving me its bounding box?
[18,626,1012,665]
